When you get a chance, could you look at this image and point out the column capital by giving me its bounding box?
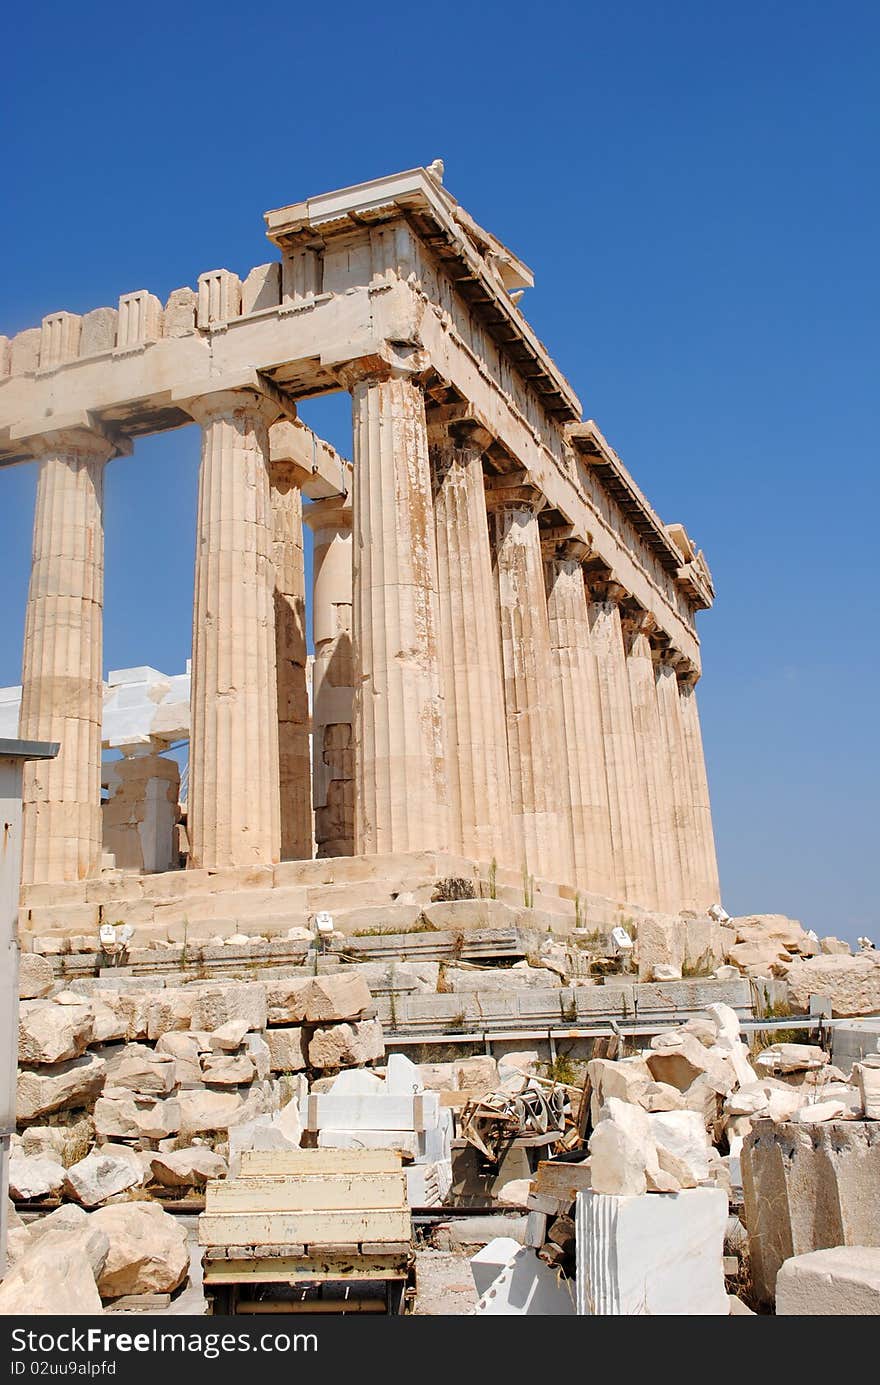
[542,530,590,564]
[303,495,353,532]
[587,574,629,605]
[184,385,286,428]
[620,606,657,638]
[333,343,429,392]
[484,471,546,512]
[19,419,128,464]
[425,401,494,453]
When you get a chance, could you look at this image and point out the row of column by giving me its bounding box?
[17,366,719,915]
[338,363,720,912]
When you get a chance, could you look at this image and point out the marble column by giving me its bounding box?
[588,582,653,907]
[269,460,311,861]
[430,424,514,865]
[623,612,680,913]
[343,363,449,855]
[304,497,355,858]
[544,541,616,899]
[187,390,281,869]
[487,480,569,883]
[654,650,698,911]
[19,428,115,883]
[678,672,721,908]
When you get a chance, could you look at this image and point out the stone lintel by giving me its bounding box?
[269,419,351,500]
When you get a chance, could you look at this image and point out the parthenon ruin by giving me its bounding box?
[0,164,720,935]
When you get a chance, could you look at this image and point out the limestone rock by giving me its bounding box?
[264,1026,308,1072]
[588,1110,651,1197]
[21,1116,94,1167]
[108,1046,177,1095]
[0,1230,105,1315]
[177,1088,245,1135]
[638,1081,685,1112]
[308,1018,385,1069]
[18,999,94,1064]
[636,916,683,983]
[776,1246,880,1315]
[646,1031,736,1095]
[209,1019,251,1050]
[201,1054,255,1085]
[587,1055,652,1109]
[18,953,54,999]
[648,1109,711,1183]
[190,982,267,1033]
[150,1148,228,1187]
[17,1053,106,1120]
[755,1042,828,1074]
[8,1153,65,1200]
[454,1056,498,1093]
[785,952,880,1018]
[91,1202,189,1298]
[64,1143,147,1207]
[820,937,852,956]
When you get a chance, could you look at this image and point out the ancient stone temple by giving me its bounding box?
[0,164,720,941]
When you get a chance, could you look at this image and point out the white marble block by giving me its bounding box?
[576,1187,728,1315]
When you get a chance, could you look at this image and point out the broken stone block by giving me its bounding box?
[245,1033,271,1080]
[190,982,267,1033]
[18,953,54,999]
[209,1019,251,1051]
[20,1115,93,1167]
[588,1055,652,1109]
[742,1118,880,1306]
[385,1052,424,1095]
[795,1099,849,1123]
[784,952,880,1017]
[575,1187,729,1315]
[264,1026,307,1072]
[820,937,852,956]
[17,1053,106,1121]
[150,1148,228,1187]
[638,1081,685,1112]
[472,1241,574,1315]
[636,916,684,982]
[18,999,94,1064]
[776,1246,880,1315]
[290,973,373,1024]
[145,989,197,1040]
[0,1230,105,1315]
[646,1031,736,1095]
[64,1144,147,1207]
[177,1088,245,1136]
[8,1153,66,1200]
[201,1054,255,1086]
[755,1042,828,1074]
[647,1109,711,1184]
[107,1047,177,1096]
[588,1099,656,1196]
[308,1018,385,1069]
[453,1056,498,1093]
[91,1202,189,1298]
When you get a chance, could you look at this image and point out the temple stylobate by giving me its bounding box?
[0,164,720,921]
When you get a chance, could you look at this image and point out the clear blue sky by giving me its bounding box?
[2,2,878,938]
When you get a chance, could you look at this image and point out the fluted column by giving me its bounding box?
[430,423,514,865]
[588,582,653,907]
[188,390,281,869]
[678,672,721,907]
[654,650,698,911]
[19,428,115,883]
[269,461,311,861]
[487,480,570,883]
[623,613,680,912]
[304,497,355,857]
[344,363,449,854]
[544,540,615,898]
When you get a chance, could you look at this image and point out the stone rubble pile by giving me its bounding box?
[10,972,386,1224]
